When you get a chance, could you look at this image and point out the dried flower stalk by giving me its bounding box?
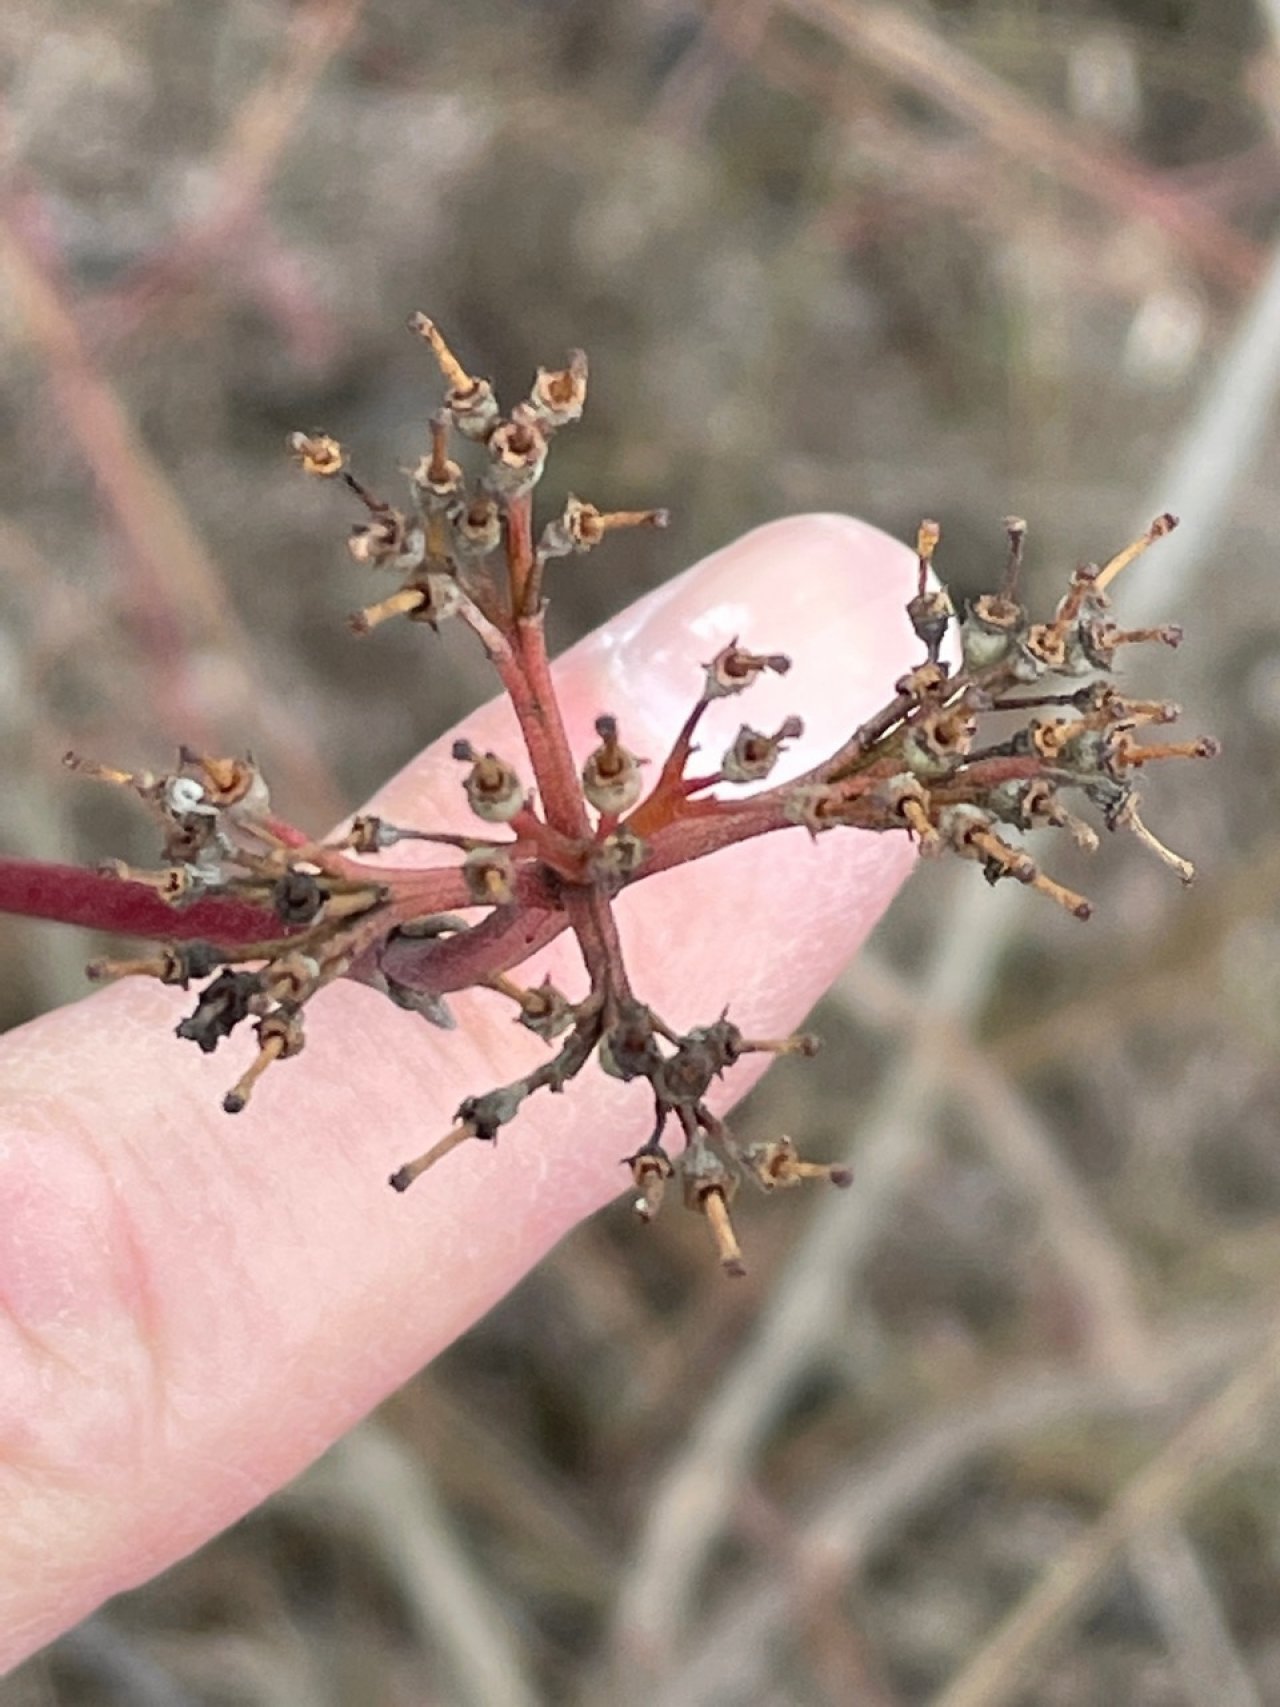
[48,318,1215,1275]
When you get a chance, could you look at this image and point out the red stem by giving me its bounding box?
[0,859,281,943]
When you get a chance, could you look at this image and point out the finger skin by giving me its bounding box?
[0,515,918,1667]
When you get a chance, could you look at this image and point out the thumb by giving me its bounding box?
[0,513,918,1667]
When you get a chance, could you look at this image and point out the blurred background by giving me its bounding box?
[4,0,1280,1702]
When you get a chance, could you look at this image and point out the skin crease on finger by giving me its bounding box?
[0,513,919,1667]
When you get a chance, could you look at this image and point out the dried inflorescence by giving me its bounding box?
[69,318,1217,1274]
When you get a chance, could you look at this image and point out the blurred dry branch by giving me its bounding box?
[780,0,1263,292]
[935,1318,1280,1707]
[651,1313,1265,1707]
[288,1425,542,1707]
[95,0,364,350]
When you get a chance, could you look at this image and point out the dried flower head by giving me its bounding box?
[64,318,1216,1275]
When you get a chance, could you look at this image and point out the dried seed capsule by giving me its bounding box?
[741,1136,853,1191]
[524,349,589,430]
[485,411,549,498]
[902,707,976,780]
[514,977,574,1041]
[264,952,322,1004]
[409,313,499,440]
[628,1150,674,1221]
[456,1083,528,1141]
[452,739,525,823]
[452,495,502,561]
[873,773,940,852]
[681,1144,746,1278]
[272,869,325,926]
[590,826,647,884]
[99,857,212,907]
[347,510,425,572]
[176,969,265,1054]
[410,413,463,511]
[703,641,792,699]
[907,519,953,663]
[986,777,1099,851]
[177,750,270,818]
[720,716,803,784]
[222,1006,306,1113]
[537,495,669,561]
[289,431,346,477]
[86,940,223,988]
[462,847,515,906]
[908,586,954,664]
[581,716,645,816]
[961,593,1025,672]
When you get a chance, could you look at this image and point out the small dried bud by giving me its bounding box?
[581,715,646,816]
[161,774,214,819]
[916,518,941,569]
[289,431,345,477]
[1001,516,1027,597]
[598,1003,663,1082]
[452,740,525,823]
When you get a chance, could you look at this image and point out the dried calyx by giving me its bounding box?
[70,323,1216,1274]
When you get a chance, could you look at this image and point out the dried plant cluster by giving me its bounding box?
[68,318,1216,1274]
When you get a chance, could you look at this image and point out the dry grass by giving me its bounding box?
[5,1,1280,1702]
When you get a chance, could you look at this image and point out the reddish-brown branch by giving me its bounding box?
[376,904,567,995]
[505,491,538,617]
[0,859,282,944]
[512,614,594,841]
[629,697,715,836]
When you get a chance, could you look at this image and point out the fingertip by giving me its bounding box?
[581,512,918,772]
